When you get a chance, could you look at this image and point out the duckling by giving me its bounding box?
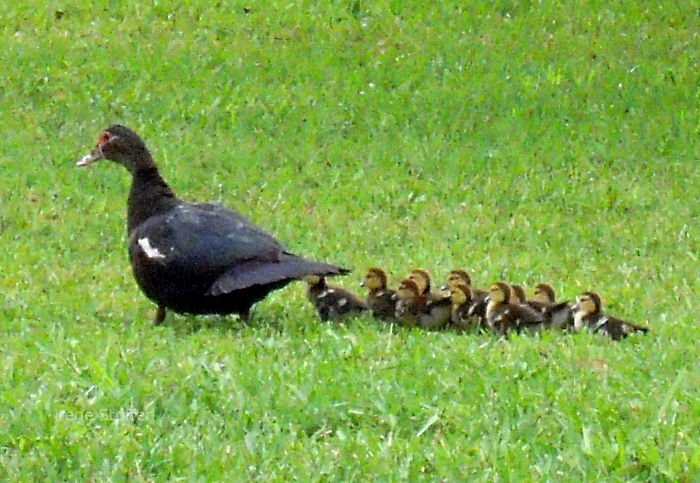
[408,268,433,295]
[441,269,471,290]
[529,283,574,330]
[486,282,544,336]
[441,269,489,310]
[360,267,397,322]
[394,279,423,328]
[449,283,480,332]
[303,275,368,322]
[407,269,451,330]
[572,291,649,340]
[440,270,489,326]
[511,284,528,305]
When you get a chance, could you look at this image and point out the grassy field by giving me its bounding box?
[1,0,699,479]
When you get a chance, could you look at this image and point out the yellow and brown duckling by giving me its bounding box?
[407,269,452,330]
[510,284,528,305]
[303,275,368,322]
[394,277,451,331]
[394,278,423,328]
[572,291,649,340]
[529,283,574,330]
[360,267,397,322]
[441,269,490,321]
[449,283,480,332]
[486,282,544,336]
[407,268,433,295]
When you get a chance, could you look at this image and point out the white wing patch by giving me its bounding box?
[594,316,609,331]
[138,238,166,260]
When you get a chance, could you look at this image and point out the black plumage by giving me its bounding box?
[78,125,348,323]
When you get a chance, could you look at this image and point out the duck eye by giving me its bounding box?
[97,132,112,147]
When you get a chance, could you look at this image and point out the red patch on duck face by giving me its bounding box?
[95,131,112,147]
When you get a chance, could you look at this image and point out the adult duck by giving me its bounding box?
[77,125,348,323]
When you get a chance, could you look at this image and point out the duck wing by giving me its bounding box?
[129,202,347,295]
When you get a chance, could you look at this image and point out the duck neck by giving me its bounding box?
[127,165,178,234]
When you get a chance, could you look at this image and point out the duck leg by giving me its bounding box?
[154,305,166,325]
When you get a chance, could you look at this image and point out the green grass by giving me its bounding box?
[1,0,699,479]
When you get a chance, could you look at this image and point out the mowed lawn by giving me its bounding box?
[1,1,698,479]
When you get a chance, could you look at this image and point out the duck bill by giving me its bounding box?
[77,146,104,167]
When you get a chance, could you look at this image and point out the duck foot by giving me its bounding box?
[154,305,166,325]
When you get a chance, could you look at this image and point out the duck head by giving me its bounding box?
[572,291,601,316]
[361,267,388,291]
[533,283,556,304]
[449,283,472,306]
[78,125,154,173]
[440,269,471,291]
[488,282,511,304]
[395,279,421,303]
[302,275,325,288]
[408,268,431,295]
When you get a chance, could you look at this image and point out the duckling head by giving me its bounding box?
[573,291,602,316]
[488,282,511,304]
[444,269,471,290]
[533,283,556,304]
[397,279,421,302]
[408,268,431,295]
[361,267,388,291]
[511,284,527,304]
[449,283,472,306]
[302,275,324,287]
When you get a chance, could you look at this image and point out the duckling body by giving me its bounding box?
[394,279,423,328]
[449,283,480,332]
[529,283,574,330]
[304,276,368,322]
[408,269,451,330]
[486,282,544,336]
[572,292,648,340]
[441,270,489,324]
[419,296,452,330]
[361,268,397,322]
